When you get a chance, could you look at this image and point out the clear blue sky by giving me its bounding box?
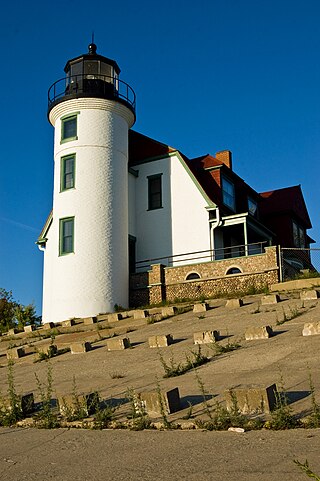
[0,0,319,314]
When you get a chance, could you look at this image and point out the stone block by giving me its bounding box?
[7,328,18,336]
[41,344,58,357]
[300,290,319,301]
[133,310,149,319]
[245,326,273,340]
[302,322,320,336]
[61,319,76,327]
[20,392,35,415]
[108,313,123,322]
[225,384,278,414]
[161,306,178,317]
[24,324,36,333]
[261,294,280,305]
[58,391,100,417]
[148,334,174,348]
[24,345,37,355]
[2,392,35,416]
[71,341,92,354]
[226,299,243,309]
[83,316,97,325]
[139,388,180,417]
[42,322,55,329]
[96,314,109,322]
[193,331,220,344]
[106,337,131,351]
[193,303,209,313]
[7,347,25,359]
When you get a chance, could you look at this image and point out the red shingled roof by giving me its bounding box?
[260,185,312,228]
[128,131,312,231]
[129,130,176,165]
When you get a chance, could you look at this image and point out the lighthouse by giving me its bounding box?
[38,44,136,323]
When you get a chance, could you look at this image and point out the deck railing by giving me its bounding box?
[135,241,268,272]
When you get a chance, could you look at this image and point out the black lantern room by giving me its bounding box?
[48,44,135,116]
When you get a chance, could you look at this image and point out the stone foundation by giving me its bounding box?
[130,247,279,307]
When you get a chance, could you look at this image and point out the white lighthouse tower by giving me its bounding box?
[38,44,136,323]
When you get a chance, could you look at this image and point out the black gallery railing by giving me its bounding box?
[48,74,136,112]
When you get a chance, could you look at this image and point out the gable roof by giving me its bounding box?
[260,185,312,228]
[129,130,176,165]
[129,130,313,231]
[37,210,53,244]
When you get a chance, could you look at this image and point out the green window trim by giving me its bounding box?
[59,217,75,256]
[60,154,76,192]
[148,174,163,210]
[60,113,79,144]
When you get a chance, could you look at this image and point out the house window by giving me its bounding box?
[59,217,74,255]
[248,197,258,217]
[61,113,78,143]
[222,176,235,211]
[292,221,305,248]
[186,272,201,280]
[61,154,75,191]
[148,174,162,210]
[226,267,242,275]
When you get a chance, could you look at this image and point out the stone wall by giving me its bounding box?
[129,246,279,306]
[129,272,150,307]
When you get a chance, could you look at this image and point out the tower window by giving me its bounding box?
[59,217,74,255]
[61,154,75,191]
[61,113,78,143]
[148,174,162,210]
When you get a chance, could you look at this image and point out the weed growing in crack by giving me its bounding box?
[267,372,300,430]
[33,363,60,428]
[60,376,89,422]
[110,371,125,379]
[182,401,194,420]
[0,360,23,426]
[92,405,116,429]
[294,460,320,480]
[210,340,241,356]
[194,369,212,420]
[277,305,304,325]
[155,378,171,429]
[305,371,320,428]
[158,345,209,378]
[126,387,151,430]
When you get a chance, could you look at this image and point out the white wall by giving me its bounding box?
[134,158,172,265]
[43,98,134,323]
[128,171,136,237]
[170,154,211,264]
[133,153,211,268]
